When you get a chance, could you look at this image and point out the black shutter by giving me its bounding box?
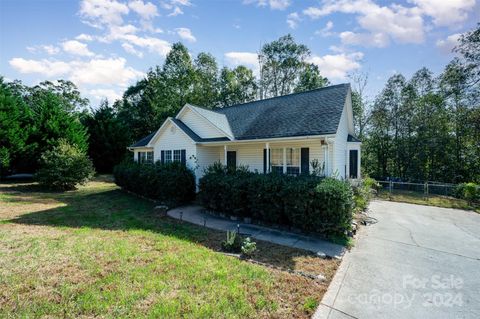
[349,150,358,178]
[301,148,309,174]
[263,149,266,174]
[181,149,186,166]
[161,150,165,164]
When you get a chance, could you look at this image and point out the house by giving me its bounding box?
[128,83,361,183]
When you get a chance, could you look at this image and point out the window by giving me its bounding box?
[286,148,300,175]
[162,149,186,165]
[138,152,146,163]
[138,151,153,164]
[269,148,301,175]
[270,149,283,174]
[165,150,172,163]
[173,150,181,162]
[146,151,153,163]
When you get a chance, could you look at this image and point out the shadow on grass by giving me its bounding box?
[3,182,323,272]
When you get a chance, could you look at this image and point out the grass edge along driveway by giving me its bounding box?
[0,177,338,318]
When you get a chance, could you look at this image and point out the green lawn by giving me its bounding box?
[377,190,480,213]
[0,176,337,318]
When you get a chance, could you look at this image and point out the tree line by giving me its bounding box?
[1,27,478,184]
[355,25,479,183]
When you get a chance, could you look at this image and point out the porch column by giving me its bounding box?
[224,145,227,166]
[266,142,270,173]
[322,142,328,176]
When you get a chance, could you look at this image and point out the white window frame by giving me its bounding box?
[269,147,301,175]
[173,150,181,162]
[165,150,172,163]
[286,147,300,175]
[146,151,154,164]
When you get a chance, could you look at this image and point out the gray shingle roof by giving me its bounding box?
[347,134,361,142]
[214,83,350,140]
[130,131,155,147]
[170,118,230,143]
[131,84,350,146]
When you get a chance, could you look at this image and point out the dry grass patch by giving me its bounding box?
[0,177,338,318]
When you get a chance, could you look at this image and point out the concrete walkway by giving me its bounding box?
[314,200,480,319]
[168,205,346,258]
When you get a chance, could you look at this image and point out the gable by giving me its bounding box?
[149,119,195,147]
[177,107,229,139]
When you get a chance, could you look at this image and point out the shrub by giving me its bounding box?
[241,237,257,257]
[113,160,195,206]
[221,230,242,253]
[199,164,354,237]
[352,177,379,213]
[36,139,95,191]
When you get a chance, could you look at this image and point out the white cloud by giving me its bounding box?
[224,52,258,67]
[168,6,183,16]
[315,20,334,37]
[410,0,476,26]
[89,88,122,102]
[27,45,60,55]
[128,0,158,20]
[62,40,95,57]
[162,0,191,16]
[121,34,171,56]
[122,43,144,57]
[175,27,196,42]
[244,0,291,10]
[79,0,129,28]
[308,52,363,79]
[436,33,461,53]
[75,33,94,41]
[9,57,144,87]
[287,12,300,29]
[339,31,389,48]
[304,0,425,46]
[9,58,71,77]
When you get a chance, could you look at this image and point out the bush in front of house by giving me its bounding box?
[199,164,354,236]
[36,139,95,191]
[352,177,380,213]
[113,160,195,206]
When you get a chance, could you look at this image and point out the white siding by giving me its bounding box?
[152,121,197,171]
[133,147,153,162]
[218,139,325,174]
[179,108,226,139]
[333,105,349,179]
[196,145,221,180]
[189,105,233,138]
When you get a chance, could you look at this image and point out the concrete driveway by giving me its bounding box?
[315,200,480,319]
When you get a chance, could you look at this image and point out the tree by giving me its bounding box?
[0,78,32,175]
[218,66,258,106]
[36,139,94,191]
[259,34,310,98]
[348,72,370,139]
[294,63,329,93]
[24,91,89,172]
[84,100,131,173]
[29,80,89,113]
[455,23,480,88]
[191,52,219,108]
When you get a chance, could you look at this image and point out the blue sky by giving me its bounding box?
[1,0,478,105]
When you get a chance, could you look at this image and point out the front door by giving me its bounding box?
[349,150,358,179]
[227,151,236,169]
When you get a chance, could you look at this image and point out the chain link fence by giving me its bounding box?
[377,180,458,198]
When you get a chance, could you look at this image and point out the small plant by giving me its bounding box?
[303,297,318,313]
[221,230,242,253]
[310,159,325,177]
[241,237,257,257]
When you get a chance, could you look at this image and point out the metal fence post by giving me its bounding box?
[389,180,393,195]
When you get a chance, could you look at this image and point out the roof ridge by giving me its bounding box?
[213,83,350,111]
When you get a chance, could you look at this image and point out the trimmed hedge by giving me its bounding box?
[199,163,353,236]
[113,160,195,206]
